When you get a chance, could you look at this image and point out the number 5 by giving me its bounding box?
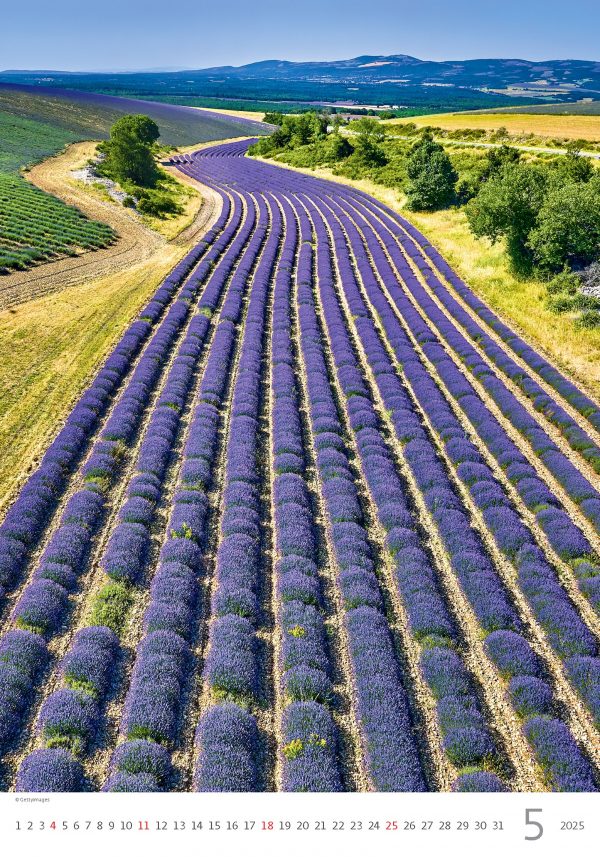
[525,808,543,841]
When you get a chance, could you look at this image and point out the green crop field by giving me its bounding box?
[0,108,117,274]
[0,171,115,272]
[0,110,80,172]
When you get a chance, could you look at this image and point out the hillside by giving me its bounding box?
[190,54,600,98]
[0,84,270,146]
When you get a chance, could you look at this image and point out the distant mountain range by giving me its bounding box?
[2,55,599,112]
[193,54,600,96]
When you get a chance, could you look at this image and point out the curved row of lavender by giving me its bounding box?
[2,137,599,792]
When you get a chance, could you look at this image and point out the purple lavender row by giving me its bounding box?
[175,147,276,792]
[180,171,337,789]
[320,192,598,790]
[1,296,200,764]
[293,199,426,792]
[353,194,600,476]
[0,207,231,607]
[334,197,600,615]
[357,193,600,434]
[101,190,257,592]
[14,191,253,791]
[110,190,267,788]
[15,626,118,791]
[341,196,600,561]
[181,156,344,789]
[194,192,282,791]
[307,196,506,792]
[0,193,248,772]
[107,191,272,792]
[270,194,343,791]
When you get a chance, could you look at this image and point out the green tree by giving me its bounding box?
[263,111,285,125]
[528,181,600,271]
[549,145,593,185]
[465,162,547,274]
[483,144,521,178]
[405,133,458,211]
[250,112,327,156]
[490,125,509,142]
[100,114,160,187]
[288,112,327,147]
[328,133,353,159]
[350,117,388,166]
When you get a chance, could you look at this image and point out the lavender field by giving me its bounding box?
[1,140,600,793]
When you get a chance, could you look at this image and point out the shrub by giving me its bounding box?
[88,582,133,634]
[16,749,83,792]
[466,162,547,274]
[194,703,258,791]
[136,188,183,217]
[111,739,172,784]
[452,771,506,792]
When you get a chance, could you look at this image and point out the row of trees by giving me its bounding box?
[252,114,386,167]
[253,115,459,210]
[345,127,600,277]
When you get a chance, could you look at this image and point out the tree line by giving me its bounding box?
[250,113,600,325]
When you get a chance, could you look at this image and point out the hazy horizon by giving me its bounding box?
[2,0,598,73]
[2,51,599,76]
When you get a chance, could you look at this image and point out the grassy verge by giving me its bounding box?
[142,176,199,240]
[0,245,183,511]
[254,155,600,401]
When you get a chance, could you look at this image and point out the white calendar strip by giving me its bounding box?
[1,792,597,857]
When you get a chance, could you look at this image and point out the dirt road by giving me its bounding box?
[0,142,221,310]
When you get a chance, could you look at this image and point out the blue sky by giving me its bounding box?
[2,0,598,71]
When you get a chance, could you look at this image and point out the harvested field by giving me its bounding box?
[387,111,600,142]
[1,141,600,795]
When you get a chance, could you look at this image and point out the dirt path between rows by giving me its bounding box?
[0,142,222,311]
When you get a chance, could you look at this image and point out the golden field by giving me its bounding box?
[387,111,600,142]
[0,142,222,509]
